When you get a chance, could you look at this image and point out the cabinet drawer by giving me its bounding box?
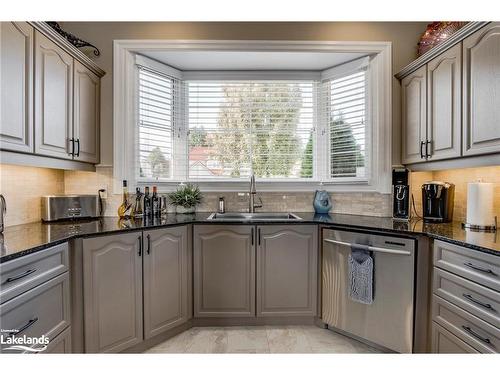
[433,240,500,292]
[432,322,479,353]
[432,295,500,353]
[0,243,69,304]
[0,273,70,353]
[433,267,500,327]
[43,326,71,354]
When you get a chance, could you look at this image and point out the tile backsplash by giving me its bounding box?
[0,164,65,226]
[64,167,392,218]
[411,166,500,223]
[3,163,499,227]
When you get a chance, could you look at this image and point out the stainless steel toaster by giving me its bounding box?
[41,195,99,221]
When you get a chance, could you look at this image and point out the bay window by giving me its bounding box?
[114,41,391,193]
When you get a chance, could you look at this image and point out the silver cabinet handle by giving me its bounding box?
[147,234,151,255]
[462,325,492,344]
[464,262,496,275]
[5,269,37,283]
[8,317,39,337]
[323,238,411,256]
[462,294,494,310]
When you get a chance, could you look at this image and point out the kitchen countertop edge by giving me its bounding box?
[1,213,498,263]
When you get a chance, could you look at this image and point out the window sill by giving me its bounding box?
[132,179,385,193]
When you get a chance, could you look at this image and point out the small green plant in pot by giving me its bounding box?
[168,183,202,214]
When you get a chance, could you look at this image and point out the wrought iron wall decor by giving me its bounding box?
[47,22,101,57]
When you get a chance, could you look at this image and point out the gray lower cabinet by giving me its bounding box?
[0,272,70,353]
[143,226,190,339]
[44,326,72,354]
[82,232,143,353]
[432,322,479,353]
[194,225,255,317]
[257,225,317,317]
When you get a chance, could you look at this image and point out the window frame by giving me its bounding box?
[114,40,392,194]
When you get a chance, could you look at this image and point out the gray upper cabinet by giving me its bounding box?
[82,232,143,353]
[462,22,500,156]
[401,65,427,164]
[427,43,462,161]
[34,30,73,160]
[0,22,33,153]
[143,226,189,339]
[256,225,317,317]
[194,225,255,317]
[73,60,100,163]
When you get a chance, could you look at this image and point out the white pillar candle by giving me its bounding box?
[466,182,495,227]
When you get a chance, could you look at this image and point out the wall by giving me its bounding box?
[0,164,65,226]
[60,21,428,166]
[411,166,500,223]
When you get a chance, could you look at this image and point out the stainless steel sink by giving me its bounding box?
[206,212,302,221]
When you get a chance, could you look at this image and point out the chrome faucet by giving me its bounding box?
[249,174,263,213]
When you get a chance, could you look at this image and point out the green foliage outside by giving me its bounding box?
[147,146,170,178]
[211,83,303,178]
[329,115,365,177]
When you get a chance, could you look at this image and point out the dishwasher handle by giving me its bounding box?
[323,238,412,256]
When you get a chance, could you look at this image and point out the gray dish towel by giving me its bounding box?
[348,244,374,305]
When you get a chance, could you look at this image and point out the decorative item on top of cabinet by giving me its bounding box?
[401,65,427,164]
[256,225,317,317]
[426,43,462,161]
[46,22,100,57]
[34,30,73,160]
[0,22,33,153]
[193,225,255,317]
[73,60,100,163]
[462,22,500,156]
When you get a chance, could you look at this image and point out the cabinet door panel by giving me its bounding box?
[34,31,73,159]
[401,65,427,164]
[82,232,143,353]
[463,22,500,155]
[257,225,317,316]
[427,43,462,161]
[74,60,100,163]
[143,226,188,339]
[0,22,33,153]
[194,225,255,317]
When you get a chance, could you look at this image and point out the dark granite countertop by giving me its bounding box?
[1,212,498,263]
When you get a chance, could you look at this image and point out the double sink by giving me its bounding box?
[206,212,302,222]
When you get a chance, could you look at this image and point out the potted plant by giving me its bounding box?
[167,183,202,214]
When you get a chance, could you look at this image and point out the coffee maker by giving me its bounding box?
[392,168,410,220]
[422,181,455,223]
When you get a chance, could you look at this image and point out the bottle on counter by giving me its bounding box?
[152,186,160,217]
[131,187,143,218]
[144,186,152,218]
[117,180,132,218]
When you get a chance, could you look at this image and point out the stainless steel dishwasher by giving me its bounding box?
[322,228,416,353]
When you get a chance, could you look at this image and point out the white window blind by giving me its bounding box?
[187,80,315,179]
[326,68,368,179]
[137,67,177,180]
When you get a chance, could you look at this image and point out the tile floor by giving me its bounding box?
[145,325,381,353]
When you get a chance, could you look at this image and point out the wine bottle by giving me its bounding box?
[132,187,143,217]
[152,186,160,217]
[143,186,152,218]
[117,180,131,218]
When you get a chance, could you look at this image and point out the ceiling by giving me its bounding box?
[138,50,368,71]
